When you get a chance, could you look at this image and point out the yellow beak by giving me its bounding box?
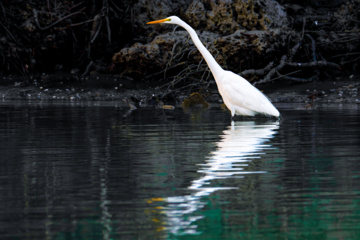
[146,18,170,24]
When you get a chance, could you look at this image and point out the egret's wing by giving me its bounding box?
[219,71,279,116]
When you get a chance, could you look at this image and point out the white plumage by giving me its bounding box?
[147,16,280,118]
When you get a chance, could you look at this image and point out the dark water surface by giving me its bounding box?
[1,101,360,240]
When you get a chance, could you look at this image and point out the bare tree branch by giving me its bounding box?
[32,7,86,31]
[286,60,340,69]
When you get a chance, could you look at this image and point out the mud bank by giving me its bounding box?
[0,74,359,109]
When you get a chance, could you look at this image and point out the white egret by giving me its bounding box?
[147,16,280,118]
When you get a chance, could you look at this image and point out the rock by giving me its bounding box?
[184,0,207,29]
[113,28,289,78]
[112,32,189,78]
[113,0,290,79]
[185,0,288,34]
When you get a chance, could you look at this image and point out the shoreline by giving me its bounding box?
[0,73,359,107]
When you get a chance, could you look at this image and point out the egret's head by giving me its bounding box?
[146,16,180,25]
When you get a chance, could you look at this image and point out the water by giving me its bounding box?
[1,101,360,240]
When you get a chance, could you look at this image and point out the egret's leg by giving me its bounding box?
[230,106,236,118]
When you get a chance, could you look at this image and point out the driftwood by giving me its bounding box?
[245,34,342,86]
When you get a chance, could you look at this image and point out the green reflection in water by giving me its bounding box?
[170,194,360,240]
[54,219,107,240]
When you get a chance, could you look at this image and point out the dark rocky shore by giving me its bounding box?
[0,73,359,110]
[0,0,359,108]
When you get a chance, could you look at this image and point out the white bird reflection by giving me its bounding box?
[148,120,279,236]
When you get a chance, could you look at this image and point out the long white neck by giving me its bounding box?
[176,20,224,79]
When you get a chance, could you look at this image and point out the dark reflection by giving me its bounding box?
[1,101,360,239]
[147,120,279,236]
[0,101,230,239]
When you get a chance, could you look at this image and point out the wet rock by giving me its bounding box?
[185,0,287,34]
[113,42,161,78]
[112,32,190,79]
[214,29,290,71]
[184,0,207,29]
[114,28,290,79]
[113,0,290,79]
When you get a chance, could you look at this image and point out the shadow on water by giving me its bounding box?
[146,120,279,237]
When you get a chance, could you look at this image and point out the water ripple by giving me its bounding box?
[157,120,279,236]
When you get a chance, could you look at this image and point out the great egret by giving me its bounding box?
[147,16,280,118]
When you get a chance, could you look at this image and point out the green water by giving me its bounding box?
[0,101,360,239]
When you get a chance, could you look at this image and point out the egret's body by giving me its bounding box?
[147,16,280,118]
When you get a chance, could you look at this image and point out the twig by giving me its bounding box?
[254,54,288,86]
[145,62,186,80]
[0,2,5,17]
[286,60,340,69]
[288,42,301,62]
[109,0,124,13]
[164,39,182,78]
[240,61,274,76]
[105,15,111,42]
[200,65,210,82]
[103,0,111,43]
[253,39,306,86]
[47,0,51,11]
[328,52,360,59]
[161,83,200,97]
[269,70,302,81]
[301,17,306,40]
[90,13,103,44]
[275,70,318,83]
[32,7,86,31]
[343,55,360,64]
[0,22,19,45]
[68,2,84,11]
[305,34,316,61]
[82,61,93,76]
[57,18,94,30]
